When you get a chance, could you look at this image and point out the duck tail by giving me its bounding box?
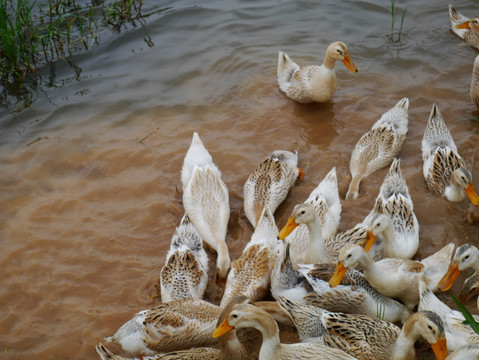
[277,51,299,92]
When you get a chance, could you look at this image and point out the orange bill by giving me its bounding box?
[278,216,299,240]
[363,230,376,252]
[437,263,461,292]
[298,167,304,181]
[431,336,448,360]
[456,20,471,29]
[342,53,359,73]
[465,183,479,206]
[329,261,348,288]
[212,318,235,338]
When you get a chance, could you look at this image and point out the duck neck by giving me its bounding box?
[380,219,396,255]
[322,54,337,71]
[445,182,465,202]
[219,330,247,360]
[256,315,281,360]
[391,318,417,360]
[305,218,327,260]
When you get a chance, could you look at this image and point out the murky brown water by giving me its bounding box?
[1,0,479,359]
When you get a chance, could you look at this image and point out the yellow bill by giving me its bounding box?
[465,183,479,206]
[437,263,461,292]
[329,261,348,288]
[456,20,471,29]
[342,53,359,73]
[212,318,235,338]
[363,230,376,252]
[431,336,448,360]
[278,216,299,240]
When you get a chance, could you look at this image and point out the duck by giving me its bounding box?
[298,263,412,324]
[419,278,479,352]
[98,296,250,360]
[459,271,479,311]
[160,213,208,303]
[346,98,409,200]
[181,132,231,281]
[364,158,419,259]
[243,150,302,228]
[421,104,479,206]
[220,207,281,307]
[449,4,479,50]
[277,41,358,103]
[470,55,479,110]
[329,242,454,310]
[104,298,222,355]
[446,345,479,360]
[213,303,359,360]
[276,296,449,360]
[437,243,479,310]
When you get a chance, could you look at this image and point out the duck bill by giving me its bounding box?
[297,167,304,181]
[212,318,235,338]
[456,20,471,29]
[278,216,298,240]
[342,54,359,73]
[437,263,461,292]
[329,261,347,288]
[431,337,448,360]
[465,183,479,206]
[363,231,376,252]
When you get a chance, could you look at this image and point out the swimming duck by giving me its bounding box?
[419,278,479,352]
[220,207,281,307]
[364,158,419,259]
[279,167,341,263]
[277,41,358,103]
[243,150,302,228]
[329,242,454,310]
[438,244,479,310]
[346,98,409,200]
[160,214,208,303]
[213,303,359,360]
[98,296,249,360]
[299,263,412,324]
[422,104,479,205]
[276,296,448,360]
[104,298,221,355]
[181,132,231,281]
[449,4,479,50]
[470,55,479,110]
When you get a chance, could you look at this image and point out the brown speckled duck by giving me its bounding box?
[449,4,479,50]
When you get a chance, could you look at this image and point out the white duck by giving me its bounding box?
[181,132,231,280]
[243,150,302,228]
[329,242,454,310]
[449,4,479,50]
[346,98,409,200]
[364,158,419,259]
[421,104,479,205]
[277,41,358,103]
[470,55,479,110]
[419,278,479,352]
[160,213,208,303]
[213,303,359,360]
[438,243,479,310]
[220,207,281,307]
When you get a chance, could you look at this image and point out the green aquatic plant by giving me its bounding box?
[390,0,407,42]
[450,292,479,335]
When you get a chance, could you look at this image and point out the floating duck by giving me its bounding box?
[449,4,479,50]
[346,98,409,200]
[421,104,479,205]
[277,41,358,103]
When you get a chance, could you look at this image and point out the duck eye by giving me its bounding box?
[337,49,343,55]
[465,255,470,260]
[427,325,433,330]
[347,254,352,258]
[232,314,238,318]
[301,211,305,215]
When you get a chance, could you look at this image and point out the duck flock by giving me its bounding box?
[95,5,479,360]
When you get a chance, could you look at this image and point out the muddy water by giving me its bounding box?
[1,0,479,359]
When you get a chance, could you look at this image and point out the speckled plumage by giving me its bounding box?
[471,55,479,110]
[215,303,358,360]
[277,41,358,103]
[160,214,208,303]
[243,150,301,228]
[449,4,479,50]
[299,263,412,324]
[220,207,281,307]
[366,158,419,259]
[422,104,478,205]
[346,98,409,200]
[105,298,221,355]
[181,132,231,280]
[276,296,447,360]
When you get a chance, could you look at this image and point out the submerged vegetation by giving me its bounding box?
[0,0,143,109]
